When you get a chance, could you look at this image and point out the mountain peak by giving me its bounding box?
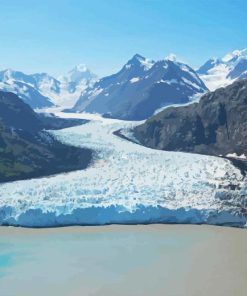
[59,65,97,84]
[1,68,15,79]
[126,54,154,70]
[132,53,145,61]
[222,48,247,62]
[198,48,247,91]
[74,64,89,72]
[197,58,222,75]
[73,53,207,120]
[3,68,13,73]
[165,53,177,62]
[126,54,146,65]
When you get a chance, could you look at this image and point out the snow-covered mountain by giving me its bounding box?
[57,64,97,107]
[71,54,208,120]
[0,66,97,109]
[0,69,54,109]
[59,64,97,85]
[197,48,247,91]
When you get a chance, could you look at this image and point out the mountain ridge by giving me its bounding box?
[0,65,97,109]
[0,91,92,182]
[71,54,208,120]
[197,48,247,91]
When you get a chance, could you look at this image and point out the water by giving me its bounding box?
[0,225,246,296]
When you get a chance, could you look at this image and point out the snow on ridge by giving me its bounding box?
[163,79,178,85]
[165,53,177,62]
[140,58,155,70]
[198,62,229,90]
[75,63,88,72]
[133,54,154,70]
[182,77,202,91]
[157,79,166,84]
[88,87,103,97]
[0,112,246,227]
[199,49,247,91]
[0,66,98,109]
[222,48,247,62]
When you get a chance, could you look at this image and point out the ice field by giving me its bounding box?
[0,112,246,227]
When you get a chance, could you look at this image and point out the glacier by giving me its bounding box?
[0,112,246,227]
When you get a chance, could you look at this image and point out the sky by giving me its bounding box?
[0,0,246,77]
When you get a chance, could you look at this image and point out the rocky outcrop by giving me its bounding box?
[134,79,247,157]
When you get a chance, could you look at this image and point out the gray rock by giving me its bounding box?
[134,79,247,157]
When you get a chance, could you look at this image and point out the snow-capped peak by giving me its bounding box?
[198,48,247,91]
[0,68,22,81]
[165,53,177,62]
[0,65,98,109]
[127,54,154,70]
[59,64,97,84]
[132,53,145,61]
[3,68,13,76]
[74,63,88,72]
[2,69,12,81]
[222,48,247,62]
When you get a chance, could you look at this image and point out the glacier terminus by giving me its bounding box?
[0,111,246,227]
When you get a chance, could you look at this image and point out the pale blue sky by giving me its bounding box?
[0,0,246,77]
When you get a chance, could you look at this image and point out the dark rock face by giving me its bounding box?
[71,55,207,120]
[0,91,92,182]
[134,79,247,157]
[0,91,43,132]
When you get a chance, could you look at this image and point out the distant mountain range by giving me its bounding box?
[71,54,208,120]
[0,70,54,109]
[197,48,247,91]
[0,91,92,182]
[134,78,247,162]
[0,65,97,109]
[1,49,247,121]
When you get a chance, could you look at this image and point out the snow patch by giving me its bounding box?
[226,153,247,159]
[166,53,177,61]
[130,77,140,83]
[140,58,154,70]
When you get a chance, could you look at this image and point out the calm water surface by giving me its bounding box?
[0,225,246,296]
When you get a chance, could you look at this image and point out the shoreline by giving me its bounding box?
[0,223,246,235]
